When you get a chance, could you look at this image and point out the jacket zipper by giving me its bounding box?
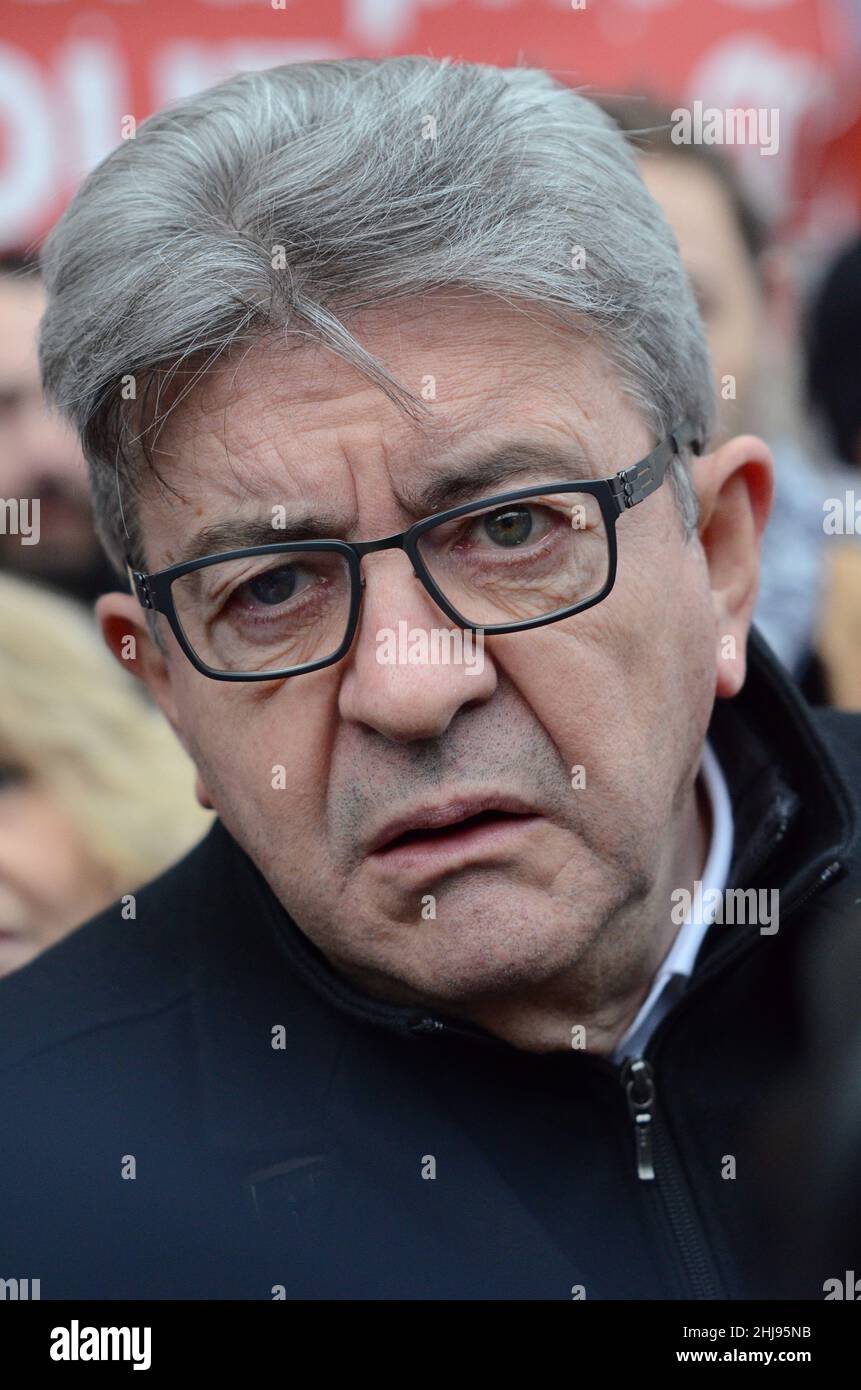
[622,1057,656,1180]
[620,1055,723,1298]
[613,855,846,1297]
[411,1021,725,1297]
[781,858,843,917]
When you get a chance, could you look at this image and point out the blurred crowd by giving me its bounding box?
[1,101,860,979]
[0,254,212,978]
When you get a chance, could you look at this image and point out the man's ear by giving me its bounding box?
[98,594,216,811]
[690,433,774,700]
[95,591,186,743]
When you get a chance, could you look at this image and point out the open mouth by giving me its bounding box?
[372,806,545,867]
[381,811,531,850]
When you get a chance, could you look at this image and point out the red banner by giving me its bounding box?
[2,0,860,251]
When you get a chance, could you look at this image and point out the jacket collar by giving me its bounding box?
[705,626,854,936]
[192,625,857,1161]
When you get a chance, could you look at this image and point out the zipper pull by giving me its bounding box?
[622,1057,656,1181]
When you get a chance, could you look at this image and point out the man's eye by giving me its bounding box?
[481,507,536,546]
[469,503,561,549]
[243,565,299,607]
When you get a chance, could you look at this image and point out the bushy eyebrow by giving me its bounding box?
[173,439,597,564]
[398,442,597,516]
[175,512,346,565]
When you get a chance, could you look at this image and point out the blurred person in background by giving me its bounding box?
[0,253,116,605]
[603,100,829,692]
[0,572,212,977]
[804,237,861,709]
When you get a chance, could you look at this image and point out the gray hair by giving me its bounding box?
[38,55,714,574]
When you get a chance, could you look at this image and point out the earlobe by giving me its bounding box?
[194,774,214,810]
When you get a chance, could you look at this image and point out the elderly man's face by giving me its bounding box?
[100,293,769,1035]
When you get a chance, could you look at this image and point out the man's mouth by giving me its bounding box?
[366,796,544,872]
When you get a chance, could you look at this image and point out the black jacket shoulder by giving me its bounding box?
[0,827,213,1076]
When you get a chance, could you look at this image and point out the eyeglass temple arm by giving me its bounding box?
[609,420,704,513]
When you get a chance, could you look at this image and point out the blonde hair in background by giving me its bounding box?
[0,572,212,899]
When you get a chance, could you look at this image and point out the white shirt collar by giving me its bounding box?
[610,739,734,1063]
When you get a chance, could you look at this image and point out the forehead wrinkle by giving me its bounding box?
[388,383,606,515]
[146,314,611,532]
[155,384,356,517]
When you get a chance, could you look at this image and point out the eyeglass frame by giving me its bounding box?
[126,419,703,682]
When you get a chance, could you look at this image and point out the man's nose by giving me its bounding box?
[337,552,496,743]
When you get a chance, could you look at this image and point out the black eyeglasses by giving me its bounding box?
[127,421,702,682]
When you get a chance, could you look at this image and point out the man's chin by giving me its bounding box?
[340,896,594,1010]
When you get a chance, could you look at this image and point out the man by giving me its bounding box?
[0,254,115,603]
[1,56,859,1300]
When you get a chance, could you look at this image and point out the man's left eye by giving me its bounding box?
[481,506,537,546]
[473,503,559,548]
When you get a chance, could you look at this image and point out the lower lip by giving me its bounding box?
[369,813,543,874]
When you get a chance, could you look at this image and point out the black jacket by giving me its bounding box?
[2,630,860,1300]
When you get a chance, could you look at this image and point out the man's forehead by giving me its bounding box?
[148,388,607,519]
[153,314,618,476]
[139,300,640,562]
[163,290,587,420]
[151,380,495,510]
